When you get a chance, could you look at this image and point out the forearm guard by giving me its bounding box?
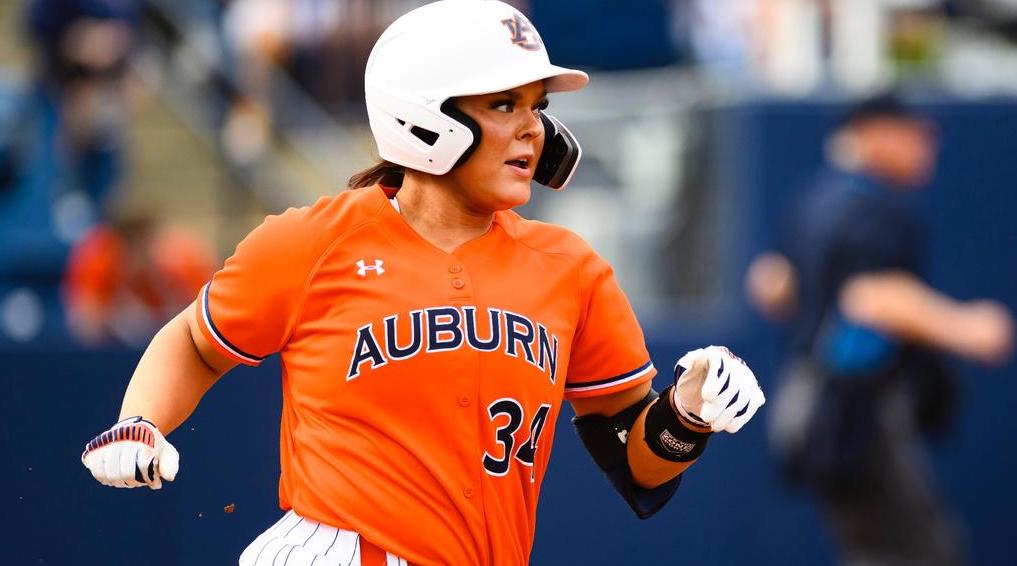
[572,390,682,520]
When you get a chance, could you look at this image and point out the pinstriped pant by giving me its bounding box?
[239,510,410,566]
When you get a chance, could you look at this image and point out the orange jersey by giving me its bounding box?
[196,185,655,565]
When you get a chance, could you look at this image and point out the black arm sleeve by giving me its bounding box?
[572,390,682,519]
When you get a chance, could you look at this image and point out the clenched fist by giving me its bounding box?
[81,416,179,489]
[672,346,765,433]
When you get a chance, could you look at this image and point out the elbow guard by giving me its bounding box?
[572,390,682,519]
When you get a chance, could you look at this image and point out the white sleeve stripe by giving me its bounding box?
[200,282,265,365]
[565,361,655,394]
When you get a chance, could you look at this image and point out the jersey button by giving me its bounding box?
[451,278,465,289]
[457,394,470,407]
[449,264,463,273]
[463,487,475,499]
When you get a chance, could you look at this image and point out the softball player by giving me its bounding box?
[81,2,765,565]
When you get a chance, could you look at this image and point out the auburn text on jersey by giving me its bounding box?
[347,306,560,382]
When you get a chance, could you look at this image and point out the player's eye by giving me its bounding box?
[533,98,549,112]
[491,100,515,113]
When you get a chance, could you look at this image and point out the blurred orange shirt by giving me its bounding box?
[65,223,214,340]
[196,185,655,565]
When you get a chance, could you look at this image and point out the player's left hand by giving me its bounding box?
[672,346,765,433]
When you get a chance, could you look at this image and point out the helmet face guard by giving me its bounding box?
[439,99,583,190]
[534,113,581,190]
[364,0,588,189]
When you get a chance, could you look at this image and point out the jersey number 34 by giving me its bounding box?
[483,399,552,482]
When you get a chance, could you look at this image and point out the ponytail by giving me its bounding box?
[347,160,405,189]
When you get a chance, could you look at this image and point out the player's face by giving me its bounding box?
[446,81,548,211]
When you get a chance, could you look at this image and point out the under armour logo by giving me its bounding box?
[356,259,385,276]
[501,14,542,51]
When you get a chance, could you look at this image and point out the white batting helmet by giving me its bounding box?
[365,0,589,176]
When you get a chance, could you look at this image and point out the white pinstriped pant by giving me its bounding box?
[239,510,410,566]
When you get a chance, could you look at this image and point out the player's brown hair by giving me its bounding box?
[347,160,404,189]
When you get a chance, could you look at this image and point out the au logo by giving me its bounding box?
[501,14,542,51]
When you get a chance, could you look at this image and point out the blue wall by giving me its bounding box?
[5,100,1016,565]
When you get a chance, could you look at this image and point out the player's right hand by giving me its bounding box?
[81,416,179,489]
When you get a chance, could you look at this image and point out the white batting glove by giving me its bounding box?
[81,416,179,489]
[672,346,765,433]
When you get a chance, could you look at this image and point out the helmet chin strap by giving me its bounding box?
[438,101,582,190]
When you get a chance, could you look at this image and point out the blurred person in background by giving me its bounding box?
[0,0,139,346]
[219,0,331,162]
[23,0,139,210]
[218,0,401,162]
[745,94,1013,566]
[63,214,216,347]
[676,0,759,76]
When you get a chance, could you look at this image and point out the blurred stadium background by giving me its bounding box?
[2,0,1016,564]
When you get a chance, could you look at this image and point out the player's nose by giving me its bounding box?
[518,109,542,141]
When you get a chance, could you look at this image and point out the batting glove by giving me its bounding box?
[672,346,765,433]
[81,416,179,489]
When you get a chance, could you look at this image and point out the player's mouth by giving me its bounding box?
[505,154,533,177]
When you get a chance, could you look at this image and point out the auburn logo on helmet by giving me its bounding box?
[501,14,542,51]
